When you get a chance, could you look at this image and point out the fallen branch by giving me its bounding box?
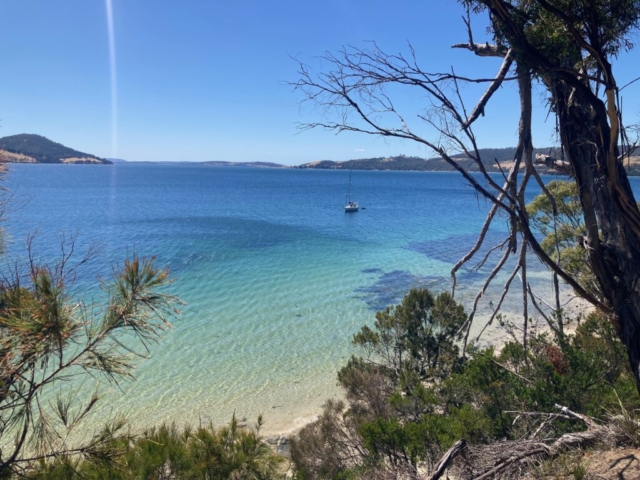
[454,404,624,478]
[427,439,466,480]
[473,444,550,480]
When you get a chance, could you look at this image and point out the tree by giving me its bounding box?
[0,250,180,476]
[292,289,472,479]
[349,289,465,386]
[294,0,640,392]
[526,180,602,317]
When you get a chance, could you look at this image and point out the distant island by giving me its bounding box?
[203,161,285,168]
[0,134,111,164]
[297,148,640,175]
[299,148,544,171]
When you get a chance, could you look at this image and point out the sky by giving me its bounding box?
[1,1,640,165]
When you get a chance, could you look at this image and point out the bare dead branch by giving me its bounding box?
[475,258,522,341]
[427,439,466,480]
[492,360,533,385]
[464,50,514,128]
[459,245,512,351]
[526,282,559,336]
[451,203,500,296]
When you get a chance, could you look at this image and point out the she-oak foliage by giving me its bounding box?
[0,254,181,476]
[30,415,284,480]
[0,251,285,479]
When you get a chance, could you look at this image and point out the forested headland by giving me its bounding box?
[0,134,110,164]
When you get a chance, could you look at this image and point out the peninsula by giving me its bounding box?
[0,134,111,164]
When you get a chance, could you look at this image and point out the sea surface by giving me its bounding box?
[5,164,638,434]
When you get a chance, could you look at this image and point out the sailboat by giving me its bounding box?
[344,170,359,213]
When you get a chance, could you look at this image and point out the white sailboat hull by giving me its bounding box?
[344,202,359,212]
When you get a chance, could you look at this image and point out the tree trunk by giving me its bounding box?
[476,0,640,394]
[551,80,640,392]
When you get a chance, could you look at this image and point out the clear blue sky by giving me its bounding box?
[1,1,640,165]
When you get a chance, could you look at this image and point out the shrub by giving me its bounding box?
[28,415,284,479]
[291,290,640,479]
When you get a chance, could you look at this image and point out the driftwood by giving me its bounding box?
[425,404,633,479]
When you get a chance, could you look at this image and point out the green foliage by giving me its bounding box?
[463,0,640,68]
[443,312,639,439]
[28,415,285,479]
[290,400,362,480]
[358,404,491,469]
[291,289,640,479]
[348,288,465,386]
[186,415,282,480]
[526,180,582,242]
[0,254,181,476]
[527,179,640,306]
[292,289,470,478]
[526,180,602,301]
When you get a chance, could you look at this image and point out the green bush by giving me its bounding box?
[291,289,640,479]
[28,415,284,479]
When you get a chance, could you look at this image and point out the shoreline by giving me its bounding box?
[255,291,594,438]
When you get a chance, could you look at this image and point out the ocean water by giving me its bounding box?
[5,164,638,434]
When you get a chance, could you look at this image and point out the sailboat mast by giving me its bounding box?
[343,169,359,212]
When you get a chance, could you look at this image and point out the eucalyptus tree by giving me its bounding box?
[294,1,640,390]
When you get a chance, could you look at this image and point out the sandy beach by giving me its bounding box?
[256,290,594,438]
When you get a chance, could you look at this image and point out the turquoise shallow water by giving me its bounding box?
[6,164,639,433]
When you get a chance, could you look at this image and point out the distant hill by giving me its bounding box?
[297,148,565,173]
[202,161,285,168]
[298,148,568,173]
[299,148,640,175]
[0,134,110,164]
[299,155,431,171]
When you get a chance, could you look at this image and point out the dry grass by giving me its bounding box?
[532,448,640,479]
[0,149,36,163]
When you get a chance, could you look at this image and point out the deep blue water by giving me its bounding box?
[5,164,638,432]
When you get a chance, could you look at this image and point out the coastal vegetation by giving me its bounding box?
[0,248,180,476]
[5,280,637,478]
[290,289,640,479]
[28,416,284,479]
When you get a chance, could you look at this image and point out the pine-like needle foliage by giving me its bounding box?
[0,254,181,476]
